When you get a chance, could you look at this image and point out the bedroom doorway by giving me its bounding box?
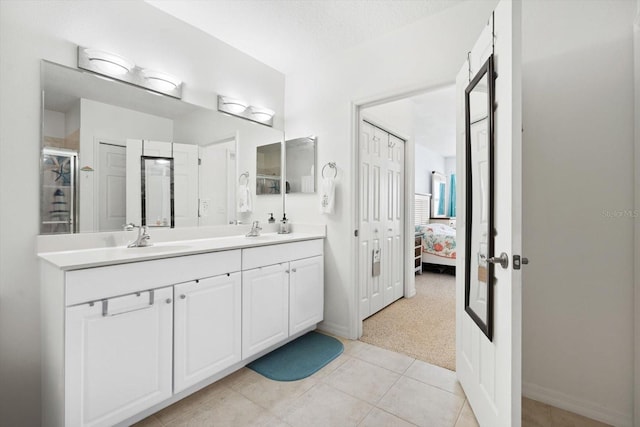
[356,84,459,372]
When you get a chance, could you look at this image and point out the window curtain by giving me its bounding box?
[449,174,456,217]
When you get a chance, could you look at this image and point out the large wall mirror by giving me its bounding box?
[285,136,316,194]
[40,60,284,234]
[464,54,495,341]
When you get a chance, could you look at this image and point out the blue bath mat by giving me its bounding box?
[248,331,344,381]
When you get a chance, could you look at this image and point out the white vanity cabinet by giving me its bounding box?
[40,235,325,427]
[65,288,174,427]
[241,239,324,359]
[173,272,242,393]
[289,255,324,335]
[241,263,290,358]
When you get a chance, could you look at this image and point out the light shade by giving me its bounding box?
[142,69,181,91]
[83,48,134,76]
[220,96,248,114]
[249,106,275,123]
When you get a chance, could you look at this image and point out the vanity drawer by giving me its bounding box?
[65,250,241,306]
[242,239,323,270]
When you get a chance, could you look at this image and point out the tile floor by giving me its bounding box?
[135,337,476,427]
[134,336,611,427]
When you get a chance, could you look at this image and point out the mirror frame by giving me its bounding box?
[464,54,495,341]
[141,155,175,228]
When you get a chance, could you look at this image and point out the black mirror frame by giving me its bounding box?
[464,54,495,341]
[140,155,175,228]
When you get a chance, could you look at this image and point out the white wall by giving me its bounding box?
[43,110,65,138]
[0,1,284,424]
[79,98,174,232]
[521,1,636,425]
[415,144,445,195]
[285,0,497,336]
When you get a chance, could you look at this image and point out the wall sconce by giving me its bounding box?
[77,46,182,99]
[217,95,274,127]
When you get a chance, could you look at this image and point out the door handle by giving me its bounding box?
[487,252,509,269]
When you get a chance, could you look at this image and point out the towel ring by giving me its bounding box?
[322,162,337,179]
[238,171,249,185]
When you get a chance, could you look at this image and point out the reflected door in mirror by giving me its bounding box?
[141,156,174,228]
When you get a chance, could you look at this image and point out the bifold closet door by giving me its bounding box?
[359,121,405,320]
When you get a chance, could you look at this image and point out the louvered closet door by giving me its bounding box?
[359,121,405,320]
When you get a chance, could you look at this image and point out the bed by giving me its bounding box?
[416,223,457,267]
[414,193,457,268]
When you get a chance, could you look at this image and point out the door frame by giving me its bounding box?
[350,81,455,338]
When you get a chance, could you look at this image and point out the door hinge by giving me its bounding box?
[198,158,202,166]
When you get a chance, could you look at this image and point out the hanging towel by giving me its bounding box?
[237,183,252,213]
[320,177,335,214]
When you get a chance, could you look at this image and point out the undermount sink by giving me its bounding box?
[124,245,192,253]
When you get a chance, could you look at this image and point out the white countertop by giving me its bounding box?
[38,232,325,271]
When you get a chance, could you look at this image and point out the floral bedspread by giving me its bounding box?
[416,223,457,259]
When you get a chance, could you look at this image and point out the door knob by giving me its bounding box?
[488,252,509,269]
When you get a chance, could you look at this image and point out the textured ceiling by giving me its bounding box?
[146,0,465,74]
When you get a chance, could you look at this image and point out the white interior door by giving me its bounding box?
[455,1,522,426]
[384,134,404,304]
[173,142,199,227]
[359,121,405,320]
[97,142,126,232]
[359,121,384,319]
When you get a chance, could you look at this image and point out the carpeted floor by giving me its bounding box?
[360,270,456,371]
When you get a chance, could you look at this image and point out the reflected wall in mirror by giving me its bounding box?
[464,54,495,341]
[141,156,174,228]
[40,60,284,234]
[431,171,447,218]
[285,136,316,194]
[256,142,281,195]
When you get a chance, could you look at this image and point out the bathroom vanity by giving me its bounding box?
[39,232,324,427]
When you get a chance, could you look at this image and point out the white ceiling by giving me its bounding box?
[145,0,465,75]
[364,85,457,157]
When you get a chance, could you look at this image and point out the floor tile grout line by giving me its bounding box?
[451,398,467,427]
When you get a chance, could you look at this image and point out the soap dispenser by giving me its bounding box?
[278,213,290,234]
[268,213,275,224]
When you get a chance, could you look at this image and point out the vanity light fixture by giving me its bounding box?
[217,95,274,127]
[218,96,248,114]
[141,69,182,92]
[249,106,275,123]
[77,46,183,99]
[83,48,134,76]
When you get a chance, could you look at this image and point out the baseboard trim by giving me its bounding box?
[317,321,350,339]
[522,382,632,427]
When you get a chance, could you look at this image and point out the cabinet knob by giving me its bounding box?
[285,270,290,274]
[180,294,186,299]
[166,298,172,304]
[292,268,297,273]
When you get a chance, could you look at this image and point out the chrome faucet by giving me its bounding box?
[124,223,152,247]
[245,221,262,237]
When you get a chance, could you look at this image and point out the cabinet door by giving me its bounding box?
[65,287,173,427]
[242,264,289,358]
[174,272,242,393]
[289,256,324,335]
